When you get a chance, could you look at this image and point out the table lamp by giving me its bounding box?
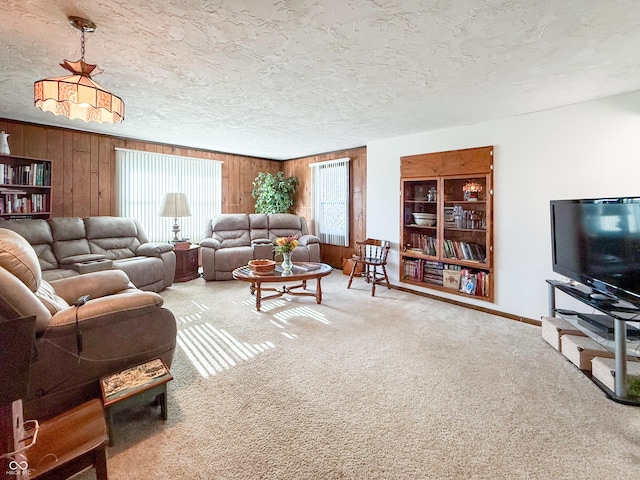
[159,192,192,243]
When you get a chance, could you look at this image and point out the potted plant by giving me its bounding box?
[251,171,298,214]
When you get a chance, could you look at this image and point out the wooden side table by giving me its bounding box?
[174,244,200,282]
[23,399,108,479]
[100,359,173,446]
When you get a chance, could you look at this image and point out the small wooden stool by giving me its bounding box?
[100,359,172,446]
[24,398,108,479]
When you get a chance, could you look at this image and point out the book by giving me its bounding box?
[294,262,321,271]
[101,359,170,401]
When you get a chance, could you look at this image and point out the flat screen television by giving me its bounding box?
[550,197,640,308]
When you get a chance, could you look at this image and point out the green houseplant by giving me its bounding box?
[251,171,298,214]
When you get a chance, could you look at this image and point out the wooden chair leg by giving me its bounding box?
[371,267,378,296]
[382,265,391,289]
[347,262,358,289]
[95,447,108,480]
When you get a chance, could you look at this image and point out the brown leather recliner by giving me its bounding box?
[0,228,177,420]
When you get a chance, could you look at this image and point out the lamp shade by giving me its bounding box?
[34,17,125,125]
[34,60,125,124]
[159,193,192,218]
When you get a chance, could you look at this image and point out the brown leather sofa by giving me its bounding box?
[0,216,175,292]
[201,213,321,280]
[0,228,177,419]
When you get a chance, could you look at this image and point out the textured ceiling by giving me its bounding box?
[1,1,640,160]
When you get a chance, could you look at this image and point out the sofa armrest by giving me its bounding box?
[136,242,174,257]
[48,291,164,327]
[201,238,221,249]
[297,234,320,246]
[49,270,132,305]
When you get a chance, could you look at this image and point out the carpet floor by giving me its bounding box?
[75,270,640,479]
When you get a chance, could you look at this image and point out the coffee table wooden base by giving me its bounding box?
[251,279,323,311]
[233,263,332,311]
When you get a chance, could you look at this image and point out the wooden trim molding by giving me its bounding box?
[392,284,541,326]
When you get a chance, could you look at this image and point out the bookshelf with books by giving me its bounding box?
[0,154,52,220]
[400,146,494,302]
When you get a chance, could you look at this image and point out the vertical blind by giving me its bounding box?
[116,148,222,243]
[310,157,350,247]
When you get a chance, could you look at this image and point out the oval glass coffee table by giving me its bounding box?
[232,263,332,311]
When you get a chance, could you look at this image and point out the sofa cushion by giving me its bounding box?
[0,219,59,270]
[249,214,269,240]
[85,216,139,239]
[113,257,165,291]
[0,228,42,291]
[49,217,86,241]
[210,214,251,248]
[268,213,304,240]
[214,246,254,272]
[49,217,94,264]
[35,279,70,314]
[85,217,142,259]
[0,266,52,333]
[89,237,140,260]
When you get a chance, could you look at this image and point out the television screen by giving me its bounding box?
[550,197,640,307]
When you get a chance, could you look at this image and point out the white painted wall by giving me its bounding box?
[367,90,640,320]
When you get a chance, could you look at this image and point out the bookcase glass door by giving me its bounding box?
[442,176,489,266]
[403,179,438,258]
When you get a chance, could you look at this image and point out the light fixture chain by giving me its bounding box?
[80,29,85,62]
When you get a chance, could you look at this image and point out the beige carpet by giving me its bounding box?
[75,270,640,479]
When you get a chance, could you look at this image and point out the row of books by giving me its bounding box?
[402,259,444,284]
[405,233,437,256]
[0,162,51,186]
[0,193,48,214]
[443,240,486,262]
[402,259,490,298]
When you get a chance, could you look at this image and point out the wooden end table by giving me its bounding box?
[174,244,200,282]
[232,262,332,311]
[22,399,108,479]
[100,359,173,446]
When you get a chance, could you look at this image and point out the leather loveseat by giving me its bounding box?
[0,228,177,419]
[0,216,175,292]
[201,213,320,280]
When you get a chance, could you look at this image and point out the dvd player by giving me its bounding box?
[577,313,640,338]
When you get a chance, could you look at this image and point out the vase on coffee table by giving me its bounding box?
[281,252,293,272]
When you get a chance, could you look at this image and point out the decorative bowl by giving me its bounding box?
[248,259,276,274]
[413,212,436,226]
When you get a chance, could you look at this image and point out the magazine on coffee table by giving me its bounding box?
[294,262,321,271]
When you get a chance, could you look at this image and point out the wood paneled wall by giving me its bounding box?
[0,119,366,268]
[0,119,280,217]
[283,147,367,268]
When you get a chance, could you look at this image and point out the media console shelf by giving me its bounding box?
[547,279,640,405]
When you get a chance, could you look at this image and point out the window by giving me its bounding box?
[310,157,350,246]
[116,148,222,243]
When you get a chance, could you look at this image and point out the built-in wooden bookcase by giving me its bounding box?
[400,146,494,302]
[0,154,52,220]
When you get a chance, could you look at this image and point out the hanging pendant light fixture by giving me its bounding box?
[34,16,125,124]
